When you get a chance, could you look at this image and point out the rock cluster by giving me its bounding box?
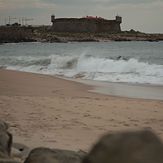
[0,120,85,163]
[1,120,163,163]
[1,26,163,43]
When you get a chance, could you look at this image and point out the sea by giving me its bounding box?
[0,41,163,85]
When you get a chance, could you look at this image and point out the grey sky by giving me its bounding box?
[0,0,163,33]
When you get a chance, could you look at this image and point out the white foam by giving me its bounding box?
[1,54,163,85]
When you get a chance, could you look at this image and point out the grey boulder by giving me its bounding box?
[24,147,86,163]
[83,130,163,163]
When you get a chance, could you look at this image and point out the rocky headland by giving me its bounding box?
[0,26,163,43]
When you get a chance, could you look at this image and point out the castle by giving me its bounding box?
[51,15,122,33]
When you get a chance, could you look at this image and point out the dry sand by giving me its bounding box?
[0,69,163,151]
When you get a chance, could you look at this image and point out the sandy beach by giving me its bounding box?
[0,69,163,152]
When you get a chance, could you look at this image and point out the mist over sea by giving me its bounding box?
[0,41,163,85]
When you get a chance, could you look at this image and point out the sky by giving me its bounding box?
[0,0,163,33]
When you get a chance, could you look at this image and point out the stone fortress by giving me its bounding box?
[51,15,122,33]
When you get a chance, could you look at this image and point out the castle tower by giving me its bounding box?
[116,16,122,24]
[51,15,55,23]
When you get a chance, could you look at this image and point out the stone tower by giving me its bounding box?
[51,15,55,24]
[116,16,122,23]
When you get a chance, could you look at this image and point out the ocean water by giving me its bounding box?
[0,41,163,85]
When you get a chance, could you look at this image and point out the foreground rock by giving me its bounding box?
[83,130,163,163]
[0,120,19,163]
[0,120,12,158]
[24,147,86,163]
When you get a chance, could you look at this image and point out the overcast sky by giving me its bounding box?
[0,0,163,33]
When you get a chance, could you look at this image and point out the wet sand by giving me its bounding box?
[71,79,163,100]
[0,69,163,151]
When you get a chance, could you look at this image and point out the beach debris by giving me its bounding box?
[24,147,86,163]
[83,130,163,163]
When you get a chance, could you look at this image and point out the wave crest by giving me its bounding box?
[1,54,163,85]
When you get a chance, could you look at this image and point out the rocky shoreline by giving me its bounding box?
[0,26,163,43]
[1,120,163,163]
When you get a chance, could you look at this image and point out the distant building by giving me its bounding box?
[51,15,122,33]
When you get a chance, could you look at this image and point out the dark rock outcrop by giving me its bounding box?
[83,130,163,163]
[1,26,163,43]
[24,147,86,163]
[0,27,37,43]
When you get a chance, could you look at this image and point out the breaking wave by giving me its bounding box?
[1,54,163,85]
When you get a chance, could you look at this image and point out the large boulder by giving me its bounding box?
[83,130,163,163]
[24,147,86,163]
[0,121,12,158]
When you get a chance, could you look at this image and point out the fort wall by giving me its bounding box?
[51,16,122,33]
